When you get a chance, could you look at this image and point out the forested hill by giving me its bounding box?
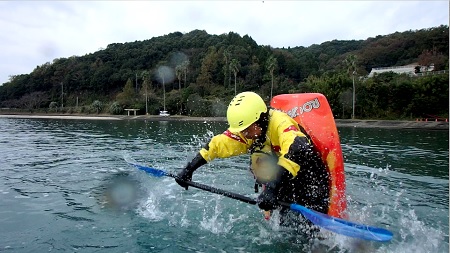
[0,25,448,119]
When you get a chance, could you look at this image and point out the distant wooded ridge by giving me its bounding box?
[0,25,448,119]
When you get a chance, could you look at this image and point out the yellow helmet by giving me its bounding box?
[227,92,267,133]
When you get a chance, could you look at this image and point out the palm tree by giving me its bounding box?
[223,48,231,88]
[344,54,357,119]
[158,68,166,112]
[266,56,278,100]
[182,60,189,88]
[141,70,150,115]
[229,59,240,95]
[91,100,103,114]
[175,65,182,90]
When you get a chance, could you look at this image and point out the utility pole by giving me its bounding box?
[352,71,356,119]
[145,83,148,115]
[162,74,166,111]
[158,69,166,112]
[61,82,64,109]
[135,73,138,93]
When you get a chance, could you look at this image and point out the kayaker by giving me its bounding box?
[175,91,330,227]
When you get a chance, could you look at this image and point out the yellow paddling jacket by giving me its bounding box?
[199,109,330,213]
[200,109,305,177]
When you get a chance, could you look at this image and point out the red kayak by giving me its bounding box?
[271,93,347,218]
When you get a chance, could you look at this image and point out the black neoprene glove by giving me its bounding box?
[257,166,292,211]
[176,153,207,190]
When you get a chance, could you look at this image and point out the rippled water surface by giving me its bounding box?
[0,118,448,252]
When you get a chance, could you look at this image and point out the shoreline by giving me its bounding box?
[0,113,448,130]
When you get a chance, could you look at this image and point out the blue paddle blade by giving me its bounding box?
[129,163,168,177]
[290,204,393,242]
[127,161,394,242]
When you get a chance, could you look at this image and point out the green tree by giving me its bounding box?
[418,47,447,71]
[49,101,58,112]
[344,54,357,118]
[175,65,182,90]
[223,48,231,88]
[182,60,190,88]
[0,26,448,120]
[229,58,240,95]
[339,89,353,118]
[196,46,220,95]
[157,66,174,112]
[116,78,136,107]
[140,70,151,114]
[186,93,211,116]
[245,56,262,90]
[166,89,182,114]
[20,91,48,111]
[109,101,123,115]
[266,55,277,100]
[91,100,103,114]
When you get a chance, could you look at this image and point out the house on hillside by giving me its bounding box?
[367,64,435,78]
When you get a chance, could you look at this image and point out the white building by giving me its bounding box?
[367,64,434,77]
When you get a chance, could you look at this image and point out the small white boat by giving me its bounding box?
[159,110,170,117]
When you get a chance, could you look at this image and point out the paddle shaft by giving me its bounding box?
[131,163,393,241]
[165,172,258,205]
[174,177,393,242]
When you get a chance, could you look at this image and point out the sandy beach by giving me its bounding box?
[0,113,448,130]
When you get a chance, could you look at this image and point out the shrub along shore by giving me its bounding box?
[0,113,448,130]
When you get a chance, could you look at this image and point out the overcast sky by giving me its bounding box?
[0,1,448,85]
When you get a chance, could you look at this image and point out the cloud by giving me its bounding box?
[0,1,448,85]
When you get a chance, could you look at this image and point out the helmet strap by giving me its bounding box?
[256,110,269,139]
[248,110,269,153]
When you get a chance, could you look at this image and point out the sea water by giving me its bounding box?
[0,118,448,252]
